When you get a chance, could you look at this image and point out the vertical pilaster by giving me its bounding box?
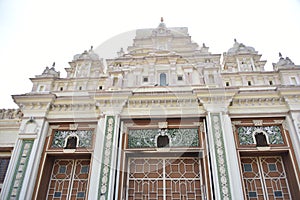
[88,116,106,200]
[221,113,244,199]
[97,115,120,200]
[207,112,231,200]
[1,118,49,200]
[5,139,34,199]
[286,113,300,165]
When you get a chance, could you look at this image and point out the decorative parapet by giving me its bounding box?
[127,128,199,148]
[0,109,23,120]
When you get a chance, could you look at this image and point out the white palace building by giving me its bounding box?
[0,19,300,200]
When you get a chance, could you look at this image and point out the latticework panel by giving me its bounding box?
[127,157,204,200]
[46,159,90,200]
[259,157,291,200]
[241,156,291,200]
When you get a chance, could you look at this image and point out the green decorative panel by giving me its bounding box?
[237,126,284,145]
[7,139,34,199]
[128,128,199,148]
[210,113,231,200]
[51,130,93,148]
[98,116,115,200]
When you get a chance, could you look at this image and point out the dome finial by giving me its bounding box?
[161,17,164,22]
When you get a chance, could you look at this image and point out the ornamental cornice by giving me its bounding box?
[198,96,233,105]
[12,93,56,112]
[230,97,285,107]
[95,99,128,108]
[18,102,52,111]
[0,109,23,120]
[50,103,96,111]
[127,98,200,108]
[282,95,300,103]
[198,96,233,113]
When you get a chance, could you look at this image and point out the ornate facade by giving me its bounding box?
[0,19,300,200]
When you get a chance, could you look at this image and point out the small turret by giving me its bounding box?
[222,39,266,72]
[272,53,298,71]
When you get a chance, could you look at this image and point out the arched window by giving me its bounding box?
[160,73,167,86]
[157,135,169,148]
[255,132,268,147]
[65,136,78,149]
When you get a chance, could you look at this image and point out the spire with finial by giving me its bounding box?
[158,17,166,29]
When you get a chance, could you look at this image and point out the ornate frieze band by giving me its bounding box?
[128,128,199,148]
[237,126,284,145]
[7,139,34,199]
[98,116,115,200]
[51,130,93,148]
[210,113,231,200]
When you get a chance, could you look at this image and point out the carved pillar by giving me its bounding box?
[206,112,231,200]
[97,114,120,200]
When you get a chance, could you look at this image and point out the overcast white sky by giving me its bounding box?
[1,0,300,108]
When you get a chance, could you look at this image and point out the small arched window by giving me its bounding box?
[157,135,169,148]
[255,132,268,147]
[160,73,167,86]
[38,85,44,91]
[65,136,78,149]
